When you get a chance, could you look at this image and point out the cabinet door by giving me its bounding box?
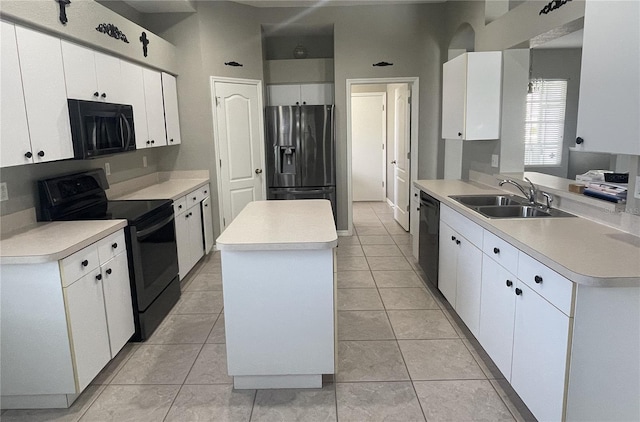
[576,0,639,155]
[464,52,502,140]
[95,51,123,103]
[120,60,149,150]
[442,54,466,139]
[64,270,111,392]
[61,41,99,101]
[162,72,181,145]
[101,253,134,357]
[202,196,214,253]
[410,198,420,261]
[267,84,301,106]
[479,256,517,379]
[300,83,333,105]
[455,238,482,336]
[511,280,571,422]
[0,21,32,167]
[438,222,458,306]
[187,204,204,271]
[175,209,190,279]
[142,68,167,147]
[15,25,73,163]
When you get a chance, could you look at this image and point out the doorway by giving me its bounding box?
[347,78,418,235]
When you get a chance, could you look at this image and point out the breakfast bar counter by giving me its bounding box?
[216,200,337,389]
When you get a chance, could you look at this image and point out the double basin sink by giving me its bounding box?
[449,194,576,219]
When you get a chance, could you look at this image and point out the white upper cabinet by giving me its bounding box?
[142,68,167,147]
[267,83,334,106]
[575,0,639,155]
[61,42,123,103]
[0,21,31,167]
[120,60,149,150]
[442,52,502,140]
[14,25,72,164]
[161,72,181,145]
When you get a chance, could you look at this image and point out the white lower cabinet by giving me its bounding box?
[174,185,210,279]
[201,196,214,253]
[511,279,571,422]
[0,229,134,409]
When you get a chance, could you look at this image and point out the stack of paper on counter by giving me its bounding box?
[583,182,628,203]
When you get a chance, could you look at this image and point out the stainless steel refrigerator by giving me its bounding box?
[265,105,336,223]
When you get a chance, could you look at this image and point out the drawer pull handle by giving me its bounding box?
[515,288,522,296]
[493,247,500,254]
[93,91,99,97]
[25,151,33,158]
[37,150,45,157]
[506,280,513,287]
[112,242,118,249]
[534,275,543,284]
[101,93,107,98]
[178,205,183,209]
[96,274,102,281]
[193,197,197,201]
[455,239,461,245]
[82,260,89,267]
[451,236,456,241]
[204,190,208,194]
[106,268,112,275]
[205,204,209,207]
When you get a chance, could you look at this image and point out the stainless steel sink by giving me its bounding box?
[448,194,576,219]
[450,194,525,207]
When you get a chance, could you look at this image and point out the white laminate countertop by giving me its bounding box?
[114,178,209,201]
[0,220,127,265]
[216,200,338,251]
[414,180,640,287]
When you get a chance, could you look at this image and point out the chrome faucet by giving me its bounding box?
[499,177,538,204]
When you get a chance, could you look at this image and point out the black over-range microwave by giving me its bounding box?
[68,99,136,159]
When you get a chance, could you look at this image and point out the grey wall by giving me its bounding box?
[527,48,582,178]
[264,35,334,60]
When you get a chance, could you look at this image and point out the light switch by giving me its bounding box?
[105,162,111,176]
[491,154,499,168]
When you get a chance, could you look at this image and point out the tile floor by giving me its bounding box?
[1,202,537,422]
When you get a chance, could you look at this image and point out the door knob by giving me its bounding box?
[391,160,397,164]
[255,169,263,174]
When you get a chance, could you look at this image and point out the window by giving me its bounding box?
[524,79,567,166]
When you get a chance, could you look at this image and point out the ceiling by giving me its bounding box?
[122,0,444,13]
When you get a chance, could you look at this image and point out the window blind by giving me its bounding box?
[524,79,568,166]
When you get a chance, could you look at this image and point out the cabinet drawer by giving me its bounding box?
[97,230,126,263]
[173,196,187,216]
[518,253,574,316]
[440,204,483,247]
[199,184,211,199]
[61,245,99,287]
[186,188,201,208]
[483,230,519,274]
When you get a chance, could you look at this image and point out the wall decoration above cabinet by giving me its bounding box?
[95,23,129,43]
[56,0,71,25]
[139,32,149,57]
[442,51,502,140]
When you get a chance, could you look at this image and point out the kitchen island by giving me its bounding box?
[216,199,337,389]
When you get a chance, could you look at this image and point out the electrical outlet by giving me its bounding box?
[491,154,499,168]
[105,162,111,176]
[0,182,8,202]
[143,156,147,168]
[635,176,640,200]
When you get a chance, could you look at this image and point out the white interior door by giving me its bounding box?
[393,85,410,230]
[351,93,386,202]
[213,80,265,230]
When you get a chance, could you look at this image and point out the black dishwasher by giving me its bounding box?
[419,192,440,288]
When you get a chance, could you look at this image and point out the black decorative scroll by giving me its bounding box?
[373,62,393,67]
[95,23,130,44]
[56,0,71,25]
[140,32,149,57]
[539,0,572,15]
[225,61,243,67]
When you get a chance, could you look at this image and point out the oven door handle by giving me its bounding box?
[136,214,175,239]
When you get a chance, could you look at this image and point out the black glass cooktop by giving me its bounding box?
[65,199,172,224]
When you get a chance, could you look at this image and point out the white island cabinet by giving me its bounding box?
[216,200,337,389]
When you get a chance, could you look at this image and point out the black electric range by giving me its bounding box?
[38,169,180,341]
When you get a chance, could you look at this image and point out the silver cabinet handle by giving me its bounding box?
[255,169,263,174]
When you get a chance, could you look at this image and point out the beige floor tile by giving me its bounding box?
[251,384,337,422]
[383,223,408,235]
[379,288,439,310]
[336,244,365,257]
[367,256,412,271]
[336,256,370,271]
[358,235,395,245]
[171,291,224,314]
[387,310,459,339]
[355,225,389,236]
[398,340,485,380]
[80,385,180,422]
[336,271,375,288]
[362,244,403,257]
[184,271,222,291]
[338,236,361,246]
[92,343,140,385]
[489,378,537,422]
[164,384,255,422]
[146,313,217,344]
[184,344,233,384]
[372,270,423,287]
[413,380,514,421]
[337,341,410,382]
[1,385,105,422]
[391,233,411,245]
[336,382,426,422]
[111,344,201,385]
[337,310,395,340]
[206,313,226,344]
[337,288,384,310]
